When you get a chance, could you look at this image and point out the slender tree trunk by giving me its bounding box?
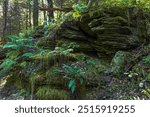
[25,10,28,29]
[87,0,92,8]
[47,0,54,22]
[28,0,32,27]
[14,0,21,34]
[2,0,9,41]
[42,0,47,25]
[33,0,39,27]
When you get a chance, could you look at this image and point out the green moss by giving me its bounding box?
[104,16,128,26]
[103,7,127,18]
[45,67,68,87]
[29,72,45,85]
[57,39,94,53]
[75,84,86,99]
[111,51,132,77]
[32,26,44,38]
[92,26,132,35]
[36,86,70,100]
[56,40,71,47]
[92,43,116,55]
[3,74,27,92]
[36,37,55,49]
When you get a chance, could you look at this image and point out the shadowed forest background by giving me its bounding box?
[0,0,150,100]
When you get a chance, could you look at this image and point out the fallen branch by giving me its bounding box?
[39,7,73,12]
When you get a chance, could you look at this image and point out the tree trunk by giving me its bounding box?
[2,0,9,41]
[28,0,32,27]
[47,0,54,21]
[33,0,39,27]
[42,0,47,25]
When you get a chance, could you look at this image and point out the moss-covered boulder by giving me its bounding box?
[36,86,70,100]
[111,51,132,77]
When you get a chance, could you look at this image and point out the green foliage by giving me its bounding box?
[85,60,96,65]
[22,53,34,57]
[68,79,76,93]
[147,73,150,80]
[54,63,85,93]
[0,59,16,75]
[43,20,59,36]
[20,89,30,97]
[0,35,36,77]
[32,47,74,62]
[6,51,20,59]
[3,35,34,50]
[63,3,89,21]
[60,42,80,50]
[72,12,81,19]
[143,55,150,64]
[142,88,150,98]
[36,86,70,100]
[3,42,19,50]
[20,28,35,38]
[73,3,89,13]
[124,71,138,78]
[72,3,89,19]
[94,0,150,9]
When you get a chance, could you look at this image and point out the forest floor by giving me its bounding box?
[0,79,24,100]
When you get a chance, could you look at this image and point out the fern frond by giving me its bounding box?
[22,52,34,57]
[144,55,150,64]
[0,59,16,76]
[3,42,18,50]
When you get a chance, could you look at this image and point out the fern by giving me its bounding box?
[7,35,20,42]
[73,4,89,13]
[146,73,150,81]
[0,34,37,78]
[6,51,20,59]
[0,59,16,76]
[55,63,85,93]
[3,35,34,50]
[22,53,34,57]
[68,79,76,93]
[143,55,150,64]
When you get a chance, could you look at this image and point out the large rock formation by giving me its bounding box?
[55,7,150,56]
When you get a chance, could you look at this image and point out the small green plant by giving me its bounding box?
[60,42,80,50]
[143,55,150,64]
[3,35,35,51]
[72,3,89,19]
[142,88,150,98]
[54,63,85,93]
[73,3,89,13]
[0,35,36,76]
[124,71,138,78]
[0,59,16,75]
[146,73,150,80]
[20,27,34,38]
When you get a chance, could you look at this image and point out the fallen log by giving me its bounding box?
[39,7,73,12]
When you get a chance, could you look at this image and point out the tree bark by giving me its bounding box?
[42,0,47,25]
[39,7,73,12]
[47,0,54,21]
[2,0,9,41]
[28,0,32,27]
[33,0,39,27]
